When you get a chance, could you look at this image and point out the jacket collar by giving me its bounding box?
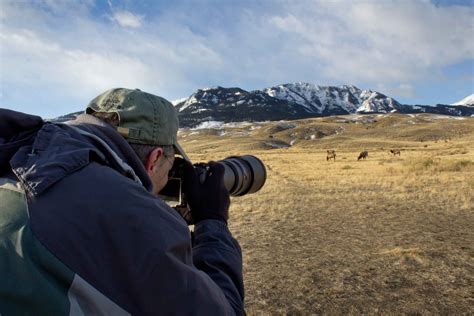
[68,114,152,191]
[9,114,152,197]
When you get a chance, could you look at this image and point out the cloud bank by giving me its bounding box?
[0,0,472,117]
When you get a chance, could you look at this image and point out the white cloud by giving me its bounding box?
[270,14,305,33]
[111,11,143,28]
[377,83,417,99]
[1,29,153,92]
[0,1,226,115]
[266,0,474,84]
[394,84,416,98]
[0,0,472,116]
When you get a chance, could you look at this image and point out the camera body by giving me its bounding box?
[159,155,267,224]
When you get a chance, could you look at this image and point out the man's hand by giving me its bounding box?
[181,160,230,224]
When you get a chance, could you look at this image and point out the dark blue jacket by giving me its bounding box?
[0,109,244,315]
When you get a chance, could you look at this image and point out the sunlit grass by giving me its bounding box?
[179,113,474,314]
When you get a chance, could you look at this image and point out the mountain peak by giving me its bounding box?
[451,94,474,106]
[262,83,402,114]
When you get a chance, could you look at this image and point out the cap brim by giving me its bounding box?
[174,142,190,162]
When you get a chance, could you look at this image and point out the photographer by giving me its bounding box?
[0,88,244,315]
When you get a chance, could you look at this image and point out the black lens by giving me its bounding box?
[218,155,266,196]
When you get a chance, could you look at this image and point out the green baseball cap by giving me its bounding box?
[86,88,188,159]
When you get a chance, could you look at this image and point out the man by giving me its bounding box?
[0,88,244,315]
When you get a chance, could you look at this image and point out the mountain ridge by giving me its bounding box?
[174,83,473,127]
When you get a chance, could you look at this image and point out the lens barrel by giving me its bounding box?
[218,155,266,196]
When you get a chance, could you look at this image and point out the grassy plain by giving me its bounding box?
[178,113,474,315]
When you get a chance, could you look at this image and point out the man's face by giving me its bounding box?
[149,148,175,195]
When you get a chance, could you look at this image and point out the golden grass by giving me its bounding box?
[179,113,474,314]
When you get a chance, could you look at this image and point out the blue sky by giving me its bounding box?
[1,0,473,118]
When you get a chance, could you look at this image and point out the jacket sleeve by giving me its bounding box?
[193,220,245,315]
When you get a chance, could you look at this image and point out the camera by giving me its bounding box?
[159,155,267,224]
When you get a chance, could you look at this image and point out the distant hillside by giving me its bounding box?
[406,104,474,116]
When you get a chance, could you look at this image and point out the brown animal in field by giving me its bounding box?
[326,150,336,162]
[357,151,368,160]
[390,149,401,156]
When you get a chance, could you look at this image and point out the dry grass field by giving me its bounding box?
[178,113,474,315]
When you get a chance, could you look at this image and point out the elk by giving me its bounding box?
[390,149,401,156]
[326,150,336,162]
[357,151,368,160]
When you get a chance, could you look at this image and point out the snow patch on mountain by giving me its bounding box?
[263,83,401,114]
[356,91,400,113]
[188,120,267,130]
[171,97,188,106]
[192,121,225,129]
[451,94,474,106]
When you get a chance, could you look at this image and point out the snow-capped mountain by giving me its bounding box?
[173,83,418,127]
[263,83,406,114]
[451,94,474,106]
[174,86,314,127]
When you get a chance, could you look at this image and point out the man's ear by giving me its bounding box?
[145,147,164,175]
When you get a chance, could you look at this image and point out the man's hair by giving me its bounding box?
[91,112,174,164]
[129,143,174,165]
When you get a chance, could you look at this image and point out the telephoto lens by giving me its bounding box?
[160,155,267,202]
[163,155,267,225]
[218,155,266,196]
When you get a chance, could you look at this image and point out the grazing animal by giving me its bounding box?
[326,150,336,162]
[390,149,401,156]
[357,151,368,160]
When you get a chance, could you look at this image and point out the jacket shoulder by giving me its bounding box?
[28,162,191,314]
